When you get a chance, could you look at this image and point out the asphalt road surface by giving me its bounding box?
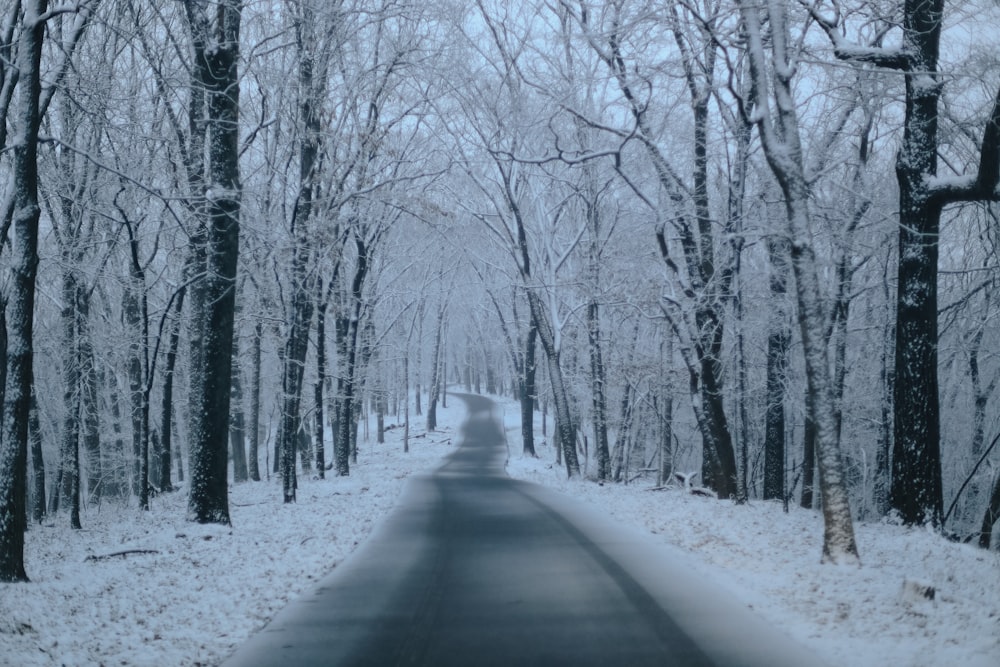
[223,394,825,667]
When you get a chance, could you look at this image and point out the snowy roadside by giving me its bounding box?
[499,399,1000,667]
[0,398,464,667]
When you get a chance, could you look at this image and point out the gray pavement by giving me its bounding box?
[221,393,825,666]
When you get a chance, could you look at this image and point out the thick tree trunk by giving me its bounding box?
[184,0,241,525]
[0,0,46,582]
[888,0,946,528]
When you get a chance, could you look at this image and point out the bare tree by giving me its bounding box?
[809,0,1000,527]
[738,0,860,564]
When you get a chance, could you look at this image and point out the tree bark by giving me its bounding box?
[184,0,242,525]
[29,391,45,524]
[158,286,186,493]
[427,305,445,433]
[59,271,82,529]
[230,334,248,483]
[314,295,327,478]
[980,472,1000,550]
[247,321,262,482]
[0,0,47,582]
[520,322,537,457]
[763,237,791,501]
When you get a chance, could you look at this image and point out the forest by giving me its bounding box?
[2,0,1000,583]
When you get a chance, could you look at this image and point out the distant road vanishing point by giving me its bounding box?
[222,393,826,667]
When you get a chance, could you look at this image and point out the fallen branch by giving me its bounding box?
[85,549,159,562]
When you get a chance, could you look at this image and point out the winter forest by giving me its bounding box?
[2,0,1000,591]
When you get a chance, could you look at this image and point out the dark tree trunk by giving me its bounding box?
[29,391,45,524]
[527,293,580,478]
[0,0,46,582]
[427,306,444,432]
[120,209,150,511]
[886,0,946,528]
[587,299,611,482]
[248,322,262,481]
[158,287,185,493]
[336,237,369,475]
[184,0,242,525]
[657,337,674,487]
[763,238,791,501]
[278,270,313,500]
[520,322,538,457]
[980,472,1000,550]
[314,298,327,478]
[59,272,82,529]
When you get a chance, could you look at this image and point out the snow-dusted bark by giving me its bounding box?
[183,0,242,525]
[739,0,860,564]
[1,0,46,582]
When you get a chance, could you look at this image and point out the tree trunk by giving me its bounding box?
[248,321,262,481]
[427,305,444,432]
[314,297,327,477]
[29,391,45,524]
[657,338,674,487]
[0,0,46,582]
[59,271,82,529]
[587,299,611,482]
[335,237,369,475]
[763,238,791,501]
[158,286,185,493]
[520,322,537,457]
[741,0,859,563]
[230,334,248,483]
[184,0,242,525]
[526,292,580,478]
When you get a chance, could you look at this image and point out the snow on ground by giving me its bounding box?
[0,398,465,667]
[498,398,1000,667]
[4,393,998,667]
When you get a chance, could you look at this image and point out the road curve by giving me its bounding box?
[222,393,825,667]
